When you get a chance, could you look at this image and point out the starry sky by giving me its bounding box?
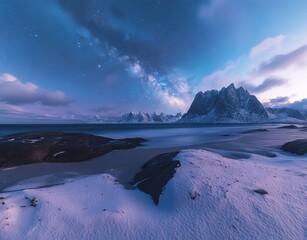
[0,0,307,123]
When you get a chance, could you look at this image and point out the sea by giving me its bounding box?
[0,122,306,192]
[0,123,298,148]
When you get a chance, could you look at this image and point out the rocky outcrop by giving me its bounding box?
[0,132,145,168]
[130,152,180,205]
[281,139,307,155]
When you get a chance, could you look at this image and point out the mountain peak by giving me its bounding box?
[120,112,182,123]
[227,83,236,89]
[182,85,268,122]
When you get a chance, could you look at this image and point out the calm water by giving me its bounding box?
[1,123,306,192]
[0,123,289,148]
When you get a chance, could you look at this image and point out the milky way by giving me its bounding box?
[0,0,306,122]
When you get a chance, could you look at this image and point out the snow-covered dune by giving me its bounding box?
[0,150,306,240]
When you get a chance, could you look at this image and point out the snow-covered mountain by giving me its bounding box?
[119,111,152,123]
[152,112,182,122]
[119,111,182,123]
[181,83,269,122]
[266,107,306,122]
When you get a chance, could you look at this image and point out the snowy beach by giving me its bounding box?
[0,124,306,239]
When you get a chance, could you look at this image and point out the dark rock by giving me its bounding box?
[30,197,38,207]
[189,191,200,200]
[130,152,180,205]
[255,151,276,158]
[254,189,268,195]
[278,125,298,129]
[0,132,145,168]
[182,84,268,122]
[281,139,307,155]
[242,129,268,134]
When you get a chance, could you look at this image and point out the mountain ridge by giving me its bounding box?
[119,111,182,123]
[181,83,269,122]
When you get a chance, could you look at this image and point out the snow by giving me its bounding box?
[0,149,306,240]
[119,111,182,123]
[2,167,17,171]
[28,139,41,144]
[53,151,65,157]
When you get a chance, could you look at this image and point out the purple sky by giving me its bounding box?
[0,0,306,123]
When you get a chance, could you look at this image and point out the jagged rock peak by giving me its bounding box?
[182,84,269,123]
[119,111,182,123]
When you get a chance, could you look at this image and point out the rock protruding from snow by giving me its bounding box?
[281,139,307,155]
[181,84,268,122]
[0,132,145,168]
[119,111,182,123]
[1,149,305,240]
[130,152,180,205]
[266,107,306,121]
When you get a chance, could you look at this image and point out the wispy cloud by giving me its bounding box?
[198,0,244,23]
[253,44,307,76]
[269,96,290,104]
[198,35,307,106]
[240,77,288,94]
[0,73,71,106]
[249,35,285,59]
[198,61,239,91]
[263,96,290,107]
[264,97,307,110]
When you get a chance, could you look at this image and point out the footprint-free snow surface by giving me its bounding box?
[0,150,306,240]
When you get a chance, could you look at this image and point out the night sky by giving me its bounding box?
[1,0,307,122]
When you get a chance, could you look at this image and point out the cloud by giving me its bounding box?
[0,73,17,82]
[269,96,290,104]
[249,35,285,59]
[265,98,307,111]
[263,96,290,107]
[253,44,307,76]
[198,0,244,23]
[198,61,238,91]
[241,77,288,94]
[0,73,71,106]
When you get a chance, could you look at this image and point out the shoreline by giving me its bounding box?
[0,145,184,192]
[1,125,306,192]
